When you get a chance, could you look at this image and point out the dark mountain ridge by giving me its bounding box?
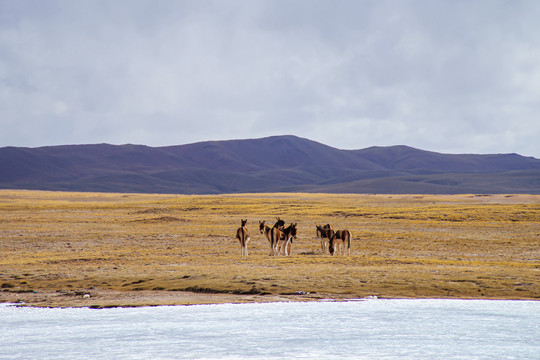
[1,135,539,194]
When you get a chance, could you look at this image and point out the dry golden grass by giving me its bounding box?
[0,190,538,307]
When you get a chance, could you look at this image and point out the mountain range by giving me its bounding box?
[1,135,539,194]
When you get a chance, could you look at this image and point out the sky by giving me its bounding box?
[1,0,540,157]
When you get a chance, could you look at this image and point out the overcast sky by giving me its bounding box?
[1,1,540,156]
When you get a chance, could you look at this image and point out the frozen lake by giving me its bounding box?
[1,299,539,359]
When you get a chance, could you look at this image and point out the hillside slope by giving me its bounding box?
[1,135,539,194]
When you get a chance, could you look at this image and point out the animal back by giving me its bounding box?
[237,226,249,240]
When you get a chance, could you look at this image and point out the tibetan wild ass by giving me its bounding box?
[236,219,250,257]
[316,224,335,254]
[329,229,351,256]
[268,217,286,256]
[275,223,297,256]
[259,220,274,255]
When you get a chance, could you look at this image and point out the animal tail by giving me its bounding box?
[347,231,352,256]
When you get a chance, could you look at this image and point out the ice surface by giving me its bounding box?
[1,299,539,359]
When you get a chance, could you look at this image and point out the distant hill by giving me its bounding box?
[1,135,539,194]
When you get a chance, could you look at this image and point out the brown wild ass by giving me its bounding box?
[270,226,282,256]
[267,217,286,256]
[259,218,288,256]
[259,220,273,255]
[236,219,250,257]
[329,229,351,256]
[274,223,297,256]
[316,224,335,254]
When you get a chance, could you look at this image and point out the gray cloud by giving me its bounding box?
[1,0,540,157]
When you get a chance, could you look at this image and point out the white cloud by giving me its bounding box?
[1,0,539,157]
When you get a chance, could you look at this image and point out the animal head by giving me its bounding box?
[290,223,297,239]
[273,217,285,229]
[241,219,247,227]
[259,220,266,233]
[316,225,333,238]
[316,225,323,238]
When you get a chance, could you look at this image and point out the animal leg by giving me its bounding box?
[277,241,285,256]
[241,238,248,257]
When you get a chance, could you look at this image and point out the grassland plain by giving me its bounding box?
[0,190,538,307]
